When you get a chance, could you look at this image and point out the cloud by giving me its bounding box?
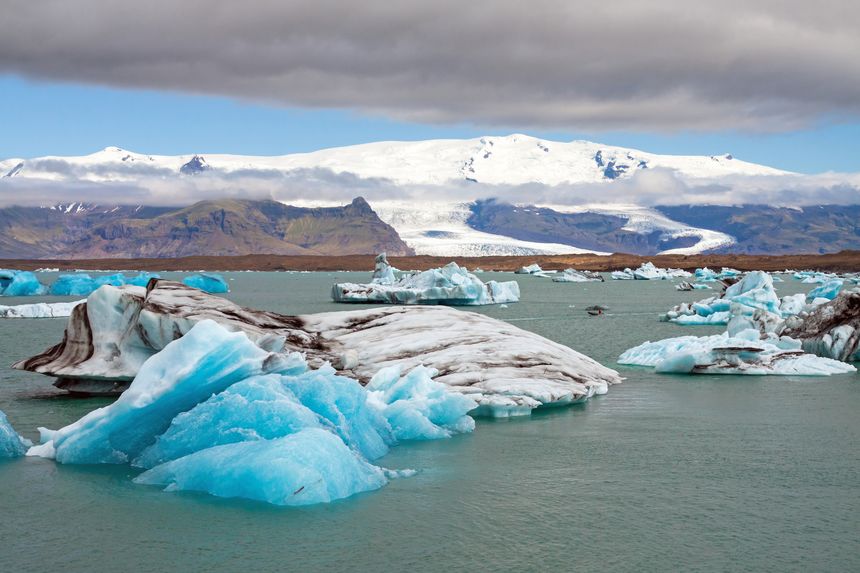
[1,1,859,131]
[2,165,860,209]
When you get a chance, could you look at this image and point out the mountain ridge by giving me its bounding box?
[0,197,413,259]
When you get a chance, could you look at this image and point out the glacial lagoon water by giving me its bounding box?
[0,271,858,572]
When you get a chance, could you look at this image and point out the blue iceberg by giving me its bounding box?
[0,409,30,458]
[134,429,388,506]
[182,273,230,293]
[29,320,278,463]
[0,269,47,296]
[50,274,98,296]
[806,279,843,302]
[30,320,478,506]
[127,272,161,287]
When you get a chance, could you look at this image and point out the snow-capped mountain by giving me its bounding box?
[0,135,819,257]
[0,134,788,185]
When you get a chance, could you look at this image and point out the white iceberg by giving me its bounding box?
[552,269,603,283]
[612,262,687,281]
[332,262,520,305]
[515,263,543,275]
[0,300,85,319]
[16,281,621,415]
[619,328,856,376]
[663,271,785,325]
[370,252,397,285]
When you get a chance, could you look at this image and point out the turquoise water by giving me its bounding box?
[0,272,858,572]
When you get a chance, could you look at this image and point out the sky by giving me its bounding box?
[1,1,859,174]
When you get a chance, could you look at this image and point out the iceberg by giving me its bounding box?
[16,281,621,414]
[27,320,283,463]
[332,262,519,305]
[552,269,603,283]
[1,409,31,458]
[634,262,672,280]
[675,281,711,291]
[50,274,98,296]
[780,288,860,362]
[182,273,230,293]
[613,262,687,281]
[127,272,161,287]
[0,269,47,296]
[806,279,843,302]
[370,253,397,285]
[0,300,85,318]
[611,269,634,280]
[619,328,856,376]
[134,430,389,506]
[30,319,480,505]
[694,267,719,282]
[48,273,123,296]
[515,263,544,275]
[663,271,784,325]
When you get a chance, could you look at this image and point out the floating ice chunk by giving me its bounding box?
[670,311,731,325]
[515,263,543,275]
[0,300,85,318]
[134,429,388,506]
[779,294,807,317]
[182,273,229,293]
[694,267,719,282]
[633,262,671,280]
[619,329,855,375]
[0,269,47,296]
[367,365,477,440]
[50,274,98,296]
[370,253,397,285]
[611,269,634,280]
[806,279,843,302]
[127,272,161,287]
[29,320,279,463]
[722,271,781,314]
[663,271,782,324]
[781,288,860,362]
[0,409,31,458]
[552,269,603,283]
[332,262,519,305]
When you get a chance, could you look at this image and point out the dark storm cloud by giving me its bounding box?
[1,1,858,131]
